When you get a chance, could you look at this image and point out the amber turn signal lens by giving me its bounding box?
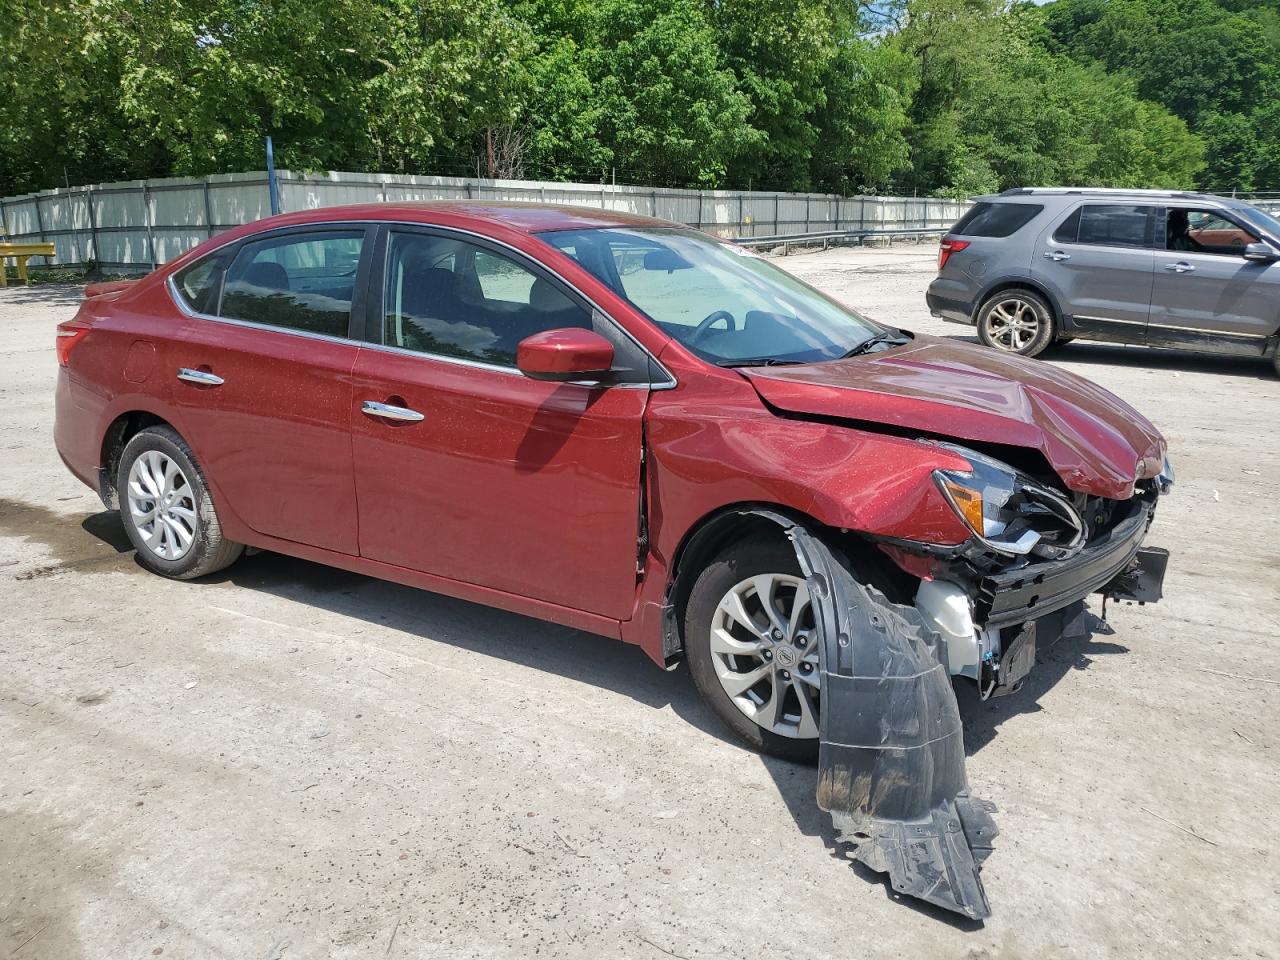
[939,475,984,533]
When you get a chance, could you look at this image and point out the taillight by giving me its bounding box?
[56,320,92,366]
[938,237,970,272]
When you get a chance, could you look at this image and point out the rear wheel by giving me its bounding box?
[117,426,243,580]
[976,289,1055,358]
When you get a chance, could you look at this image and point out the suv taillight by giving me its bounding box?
[938,238,970,272]
[56,320,92,366]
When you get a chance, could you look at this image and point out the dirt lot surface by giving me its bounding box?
[2,245,1278,959]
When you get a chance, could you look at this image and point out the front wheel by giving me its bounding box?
[117,425,244,580]
[685,540,821,762]
[976,290,1055,357]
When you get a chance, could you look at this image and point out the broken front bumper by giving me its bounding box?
[748,502,1168,922]
[977,496,1163,629]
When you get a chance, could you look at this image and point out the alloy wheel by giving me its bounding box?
[709,573,820,739]
[984,297,1042,352]
[127,451,198,561]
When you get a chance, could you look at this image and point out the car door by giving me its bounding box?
[1149,206,1280,342]
[1032,202,1157,339]
[349,226,655,619]
[168,226,373,554]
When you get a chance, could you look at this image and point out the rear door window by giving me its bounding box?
[1054,205,1153,248]
[220,231,365,338]
[172,253,226,314]
[949,202,1043,238]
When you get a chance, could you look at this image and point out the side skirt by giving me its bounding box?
[1068,316,1272,358]
[227,529,624,642]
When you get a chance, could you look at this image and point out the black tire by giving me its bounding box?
[976,289,1056,358]
[1273,349,1280,378]
[117,425,243,580]
[685,538,819,763]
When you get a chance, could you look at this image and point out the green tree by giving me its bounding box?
[889,0,1202,196]
[1037,0,1280,191]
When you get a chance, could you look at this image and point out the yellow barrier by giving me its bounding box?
[0,242,56,286]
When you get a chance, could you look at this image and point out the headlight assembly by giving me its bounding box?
[1157,455,1174,494]
[932,444,1084,559]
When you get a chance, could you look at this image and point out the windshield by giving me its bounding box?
[537,226,884,364]
[1232,202,1280,240]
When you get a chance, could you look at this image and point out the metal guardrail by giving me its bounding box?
[732,227,945,252]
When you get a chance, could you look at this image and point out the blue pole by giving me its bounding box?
[265,135,281,215]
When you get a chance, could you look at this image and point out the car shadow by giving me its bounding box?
[207,546,741,747]
[0,283,85,309]
[754,605,1124,924]
[930,330,1275,380]
[58,507,1124,925]
[1046,341,1275,379]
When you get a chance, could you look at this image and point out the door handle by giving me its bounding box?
[177,368,224,386]
[361,400,424,423]
[1043,251,1071,262]
[1165,262,1195,273]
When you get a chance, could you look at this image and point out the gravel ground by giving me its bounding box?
[1,245,1278,959]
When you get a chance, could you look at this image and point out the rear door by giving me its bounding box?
[1149,206,1280,343]
[169,226,372,554]
[1032,203,1157,339]
[349,227,654,619]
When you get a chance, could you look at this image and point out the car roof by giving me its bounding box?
[253,200,676,234]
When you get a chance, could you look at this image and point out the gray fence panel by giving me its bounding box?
[1,169,970,272]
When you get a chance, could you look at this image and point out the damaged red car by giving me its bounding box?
[54,203,1172,919]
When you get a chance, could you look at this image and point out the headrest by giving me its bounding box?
[529,277,574,312]
[240,261,289,292]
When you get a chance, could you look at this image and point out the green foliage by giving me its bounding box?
[1037,0,1280,193]
[889,0,1204,197]
[0,0,1272,198]
[586,0,759,186]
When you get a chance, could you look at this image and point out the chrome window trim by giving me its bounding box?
[165,218,678,391]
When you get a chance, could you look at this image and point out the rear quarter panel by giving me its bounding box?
[55,282,190,498]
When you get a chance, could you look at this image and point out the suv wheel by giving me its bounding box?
[976,290,1055,358]
[117,425,244,580]
[685,539,821,762]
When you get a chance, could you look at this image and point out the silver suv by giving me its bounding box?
[927,188,1280,375]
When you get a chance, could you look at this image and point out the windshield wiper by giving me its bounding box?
[841,330,911,358]
[716,357,809,368]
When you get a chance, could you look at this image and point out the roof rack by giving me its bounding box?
[997,186,1214,200]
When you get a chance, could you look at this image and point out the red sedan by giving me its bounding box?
[54,201,1171,763]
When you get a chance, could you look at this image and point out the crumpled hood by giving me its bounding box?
[742,334,1165,499]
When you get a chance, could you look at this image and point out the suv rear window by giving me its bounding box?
[948,202,1043,238]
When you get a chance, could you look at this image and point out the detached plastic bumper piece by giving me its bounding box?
[786,524,998,921]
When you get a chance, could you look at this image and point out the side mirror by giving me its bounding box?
[1242,242,1279,263]
[516,328,615,382]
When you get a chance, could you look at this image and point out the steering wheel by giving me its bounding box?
[688,309,738,345]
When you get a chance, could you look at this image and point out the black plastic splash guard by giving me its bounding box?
[784,522,998,920]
